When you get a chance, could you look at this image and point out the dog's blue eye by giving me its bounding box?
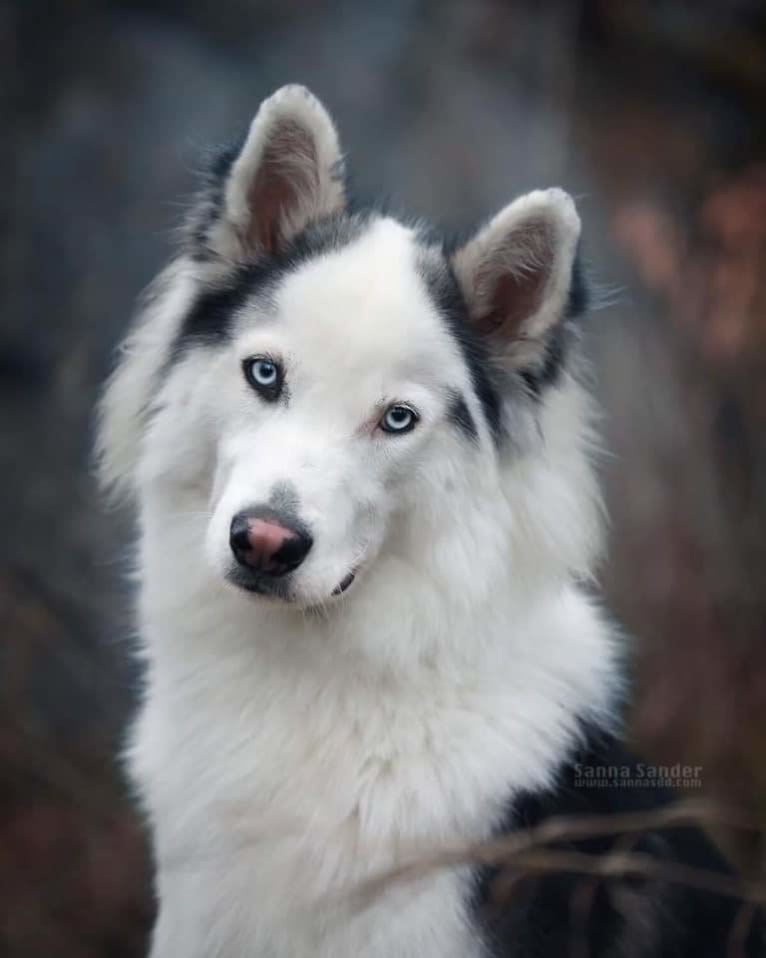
[252,360,277,385]
[243,357,282,398]
[380,404,417,435]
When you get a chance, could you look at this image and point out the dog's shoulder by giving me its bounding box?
[474,725,763,957]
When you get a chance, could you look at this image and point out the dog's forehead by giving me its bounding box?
[272,217,457,370]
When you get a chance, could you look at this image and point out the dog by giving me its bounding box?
[97,85,761,957]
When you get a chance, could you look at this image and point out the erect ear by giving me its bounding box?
[450,189,582,370]
[204,85,346,262]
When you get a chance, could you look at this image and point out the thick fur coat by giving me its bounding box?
[97,86,761,957]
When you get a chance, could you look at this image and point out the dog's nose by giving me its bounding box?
[229,511,313,575]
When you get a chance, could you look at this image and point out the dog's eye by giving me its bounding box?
[243,356,282,399]
[380,404,418,435]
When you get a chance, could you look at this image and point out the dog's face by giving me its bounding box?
[99,86,594,609]
[200,217,482,605]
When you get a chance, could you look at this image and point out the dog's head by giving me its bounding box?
[98,86,600,610]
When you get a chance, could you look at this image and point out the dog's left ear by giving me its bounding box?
[205,85,346,262]
[451,188,582,370]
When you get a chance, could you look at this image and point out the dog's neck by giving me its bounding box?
[136,477,620,859]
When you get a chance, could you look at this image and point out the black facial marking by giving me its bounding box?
[181,266,274,347]
[269,481,300,515]
[447,392,478,442]
[418,255,504,444]
[173,212,374,359]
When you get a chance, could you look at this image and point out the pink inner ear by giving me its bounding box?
[474,222,553,339]
[247,120,319,256]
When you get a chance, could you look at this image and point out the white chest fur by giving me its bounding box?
[130,564,617,958]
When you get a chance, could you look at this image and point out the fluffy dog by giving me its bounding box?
[97,85,760,957]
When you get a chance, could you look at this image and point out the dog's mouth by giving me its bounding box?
[228,563,361,605]
[332,570,357,596]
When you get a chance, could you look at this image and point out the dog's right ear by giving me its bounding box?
[450,189,582,374]
[198,85,346,263]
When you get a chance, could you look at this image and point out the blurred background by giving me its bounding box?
[2,1,765,954]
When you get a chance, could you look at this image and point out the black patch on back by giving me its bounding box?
[473,722,764,957]
[447,391,479,443]
[418,257,504,444]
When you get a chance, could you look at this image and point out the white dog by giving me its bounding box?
[97,86,759,957]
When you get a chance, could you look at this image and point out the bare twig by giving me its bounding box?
[351,800,765,911]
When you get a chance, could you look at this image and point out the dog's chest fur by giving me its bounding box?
[132,570,616,958]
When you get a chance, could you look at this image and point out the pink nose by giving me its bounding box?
[247,519,293,560]
[229,512,313,575]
